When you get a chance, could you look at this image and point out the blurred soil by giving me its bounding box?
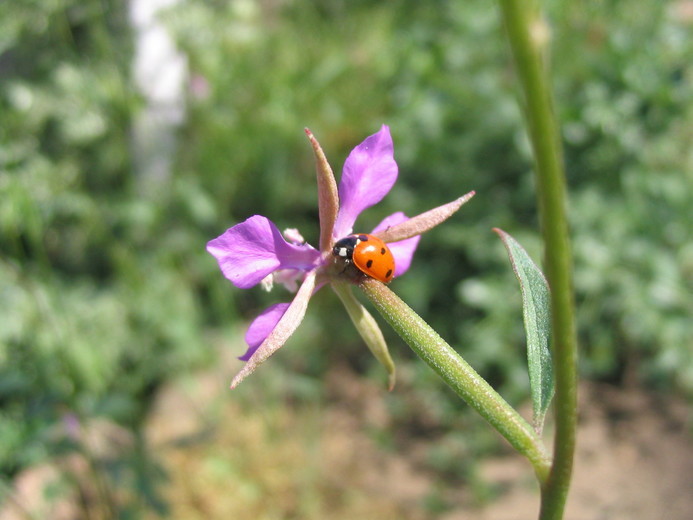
[3,356,691,520]
[141,357,692,520]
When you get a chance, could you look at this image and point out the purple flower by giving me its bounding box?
[207,125,474,388]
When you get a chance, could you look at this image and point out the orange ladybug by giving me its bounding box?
[332,233,395,283]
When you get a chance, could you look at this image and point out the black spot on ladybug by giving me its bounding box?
[380,247,386,255]
[359,234,369,241]
[366,259,373,268]
[386,269,393,279]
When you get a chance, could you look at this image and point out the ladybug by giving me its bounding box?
[332,233,395,283]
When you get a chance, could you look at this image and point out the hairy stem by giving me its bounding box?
[360,278,552,482]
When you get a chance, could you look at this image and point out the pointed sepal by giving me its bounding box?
[373,191,475,243]
[305,128,339,252]
[332,282,396,390]
[231,270,317,389]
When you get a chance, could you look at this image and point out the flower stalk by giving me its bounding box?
[359,277,552,482]
[499,0,578,517]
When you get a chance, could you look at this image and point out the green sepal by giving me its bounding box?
[332,282,396,390]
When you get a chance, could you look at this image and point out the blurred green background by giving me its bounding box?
[1,0,691,518]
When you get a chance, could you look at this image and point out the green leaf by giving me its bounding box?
[494,228,554,434]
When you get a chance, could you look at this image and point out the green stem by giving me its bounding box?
[360,278,552,482]
[499,1,578,518]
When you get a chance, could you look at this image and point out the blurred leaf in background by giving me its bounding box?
[0,0,216,485]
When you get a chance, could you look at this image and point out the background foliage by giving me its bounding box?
[1,0,691,515]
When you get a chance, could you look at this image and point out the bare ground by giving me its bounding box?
[3,358,691,520]
[141,359,692,520]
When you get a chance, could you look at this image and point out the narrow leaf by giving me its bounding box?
[494,228,554,434]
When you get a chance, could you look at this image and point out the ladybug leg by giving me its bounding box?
[339,258,351,274]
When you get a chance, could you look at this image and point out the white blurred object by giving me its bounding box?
[129,0,188,192]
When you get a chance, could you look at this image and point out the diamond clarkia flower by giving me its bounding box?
[207,125,474,388]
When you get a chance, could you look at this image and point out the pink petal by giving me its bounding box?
[207,215,320,289]
[372,212,421,277]
[240,303,291,361]
[333,125,398,238]
[231,270,317,388]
